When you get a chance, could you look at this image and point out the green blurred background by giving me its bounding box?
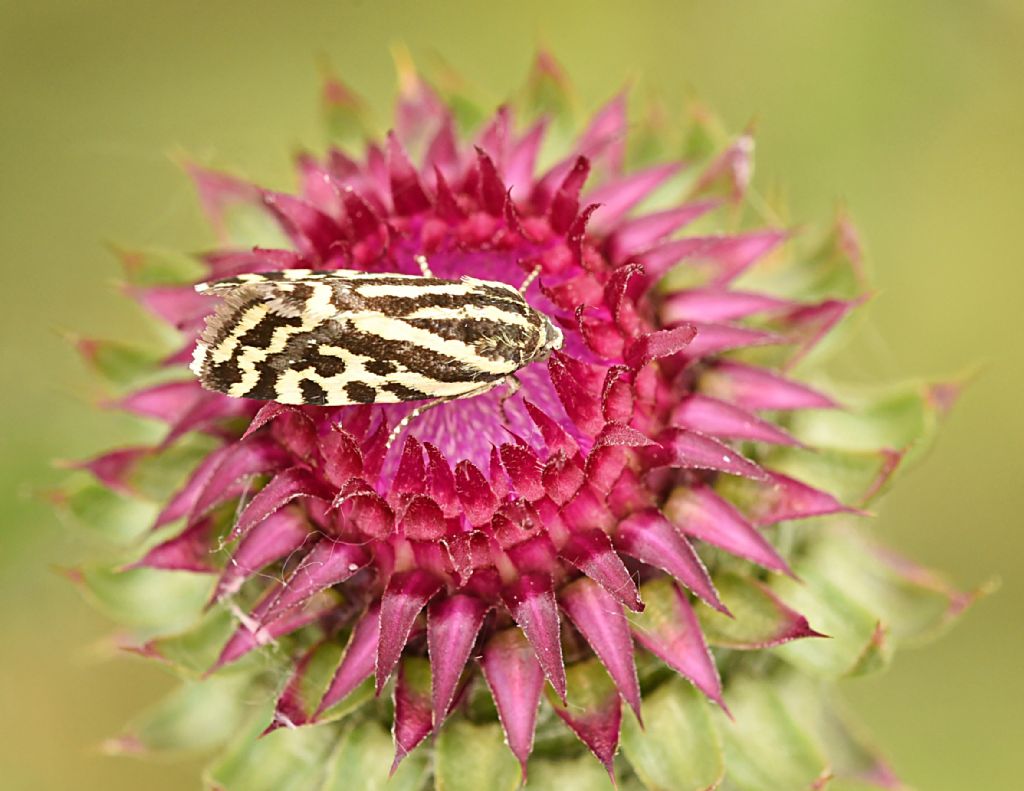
[2,1,1021,788]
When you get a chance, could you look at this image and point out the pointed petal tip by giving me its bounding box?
[317,60,365,102]
[99,734,146,757]
[559,578,642,721]
[52,564,85,585]
[119,640,162,661]
[616,509,727,613]
[375,570,441,694]
[600,758,618,786]
[926,378,967,416]
[550,677,568,705]
[481,627,546,773]
[659,429,768,481]
[714,601,734,619]
[258,715,293,738]
[390,41,423,93]
[427,595,489,731]
[625,696,642,727]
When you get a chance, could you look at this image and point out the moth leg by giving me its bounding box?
[385,398,444,452]
[498,375,522,424]
[386,377,513,451]
[414,255,435,278]
[518,263,542,294]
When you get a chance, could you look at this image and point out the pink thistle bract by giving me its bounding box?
[69,55,973,789]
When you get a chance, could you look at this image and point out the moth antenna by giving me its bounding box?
[518,263,542,294]
[385,398,444,451]
[414,255,434,278]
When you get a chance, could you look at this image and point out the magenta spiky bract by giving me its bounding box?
[70,54,973,788]
[95,70,855,767]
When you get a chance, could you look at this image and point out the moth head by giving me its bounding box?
[535,313,564,361]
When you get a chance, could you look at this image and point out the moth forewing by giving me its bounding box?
[190,269,563,407]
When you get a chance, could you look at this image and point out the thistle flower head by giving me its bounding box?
[67,54,974,789]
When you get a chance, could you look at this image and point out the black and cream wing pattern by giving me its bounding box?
[190,269,563,406]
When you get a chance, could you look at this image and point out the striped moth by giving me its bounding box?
[190,258,562,419]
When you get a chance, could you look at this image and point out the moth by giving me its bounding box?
[190,259,563,416]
